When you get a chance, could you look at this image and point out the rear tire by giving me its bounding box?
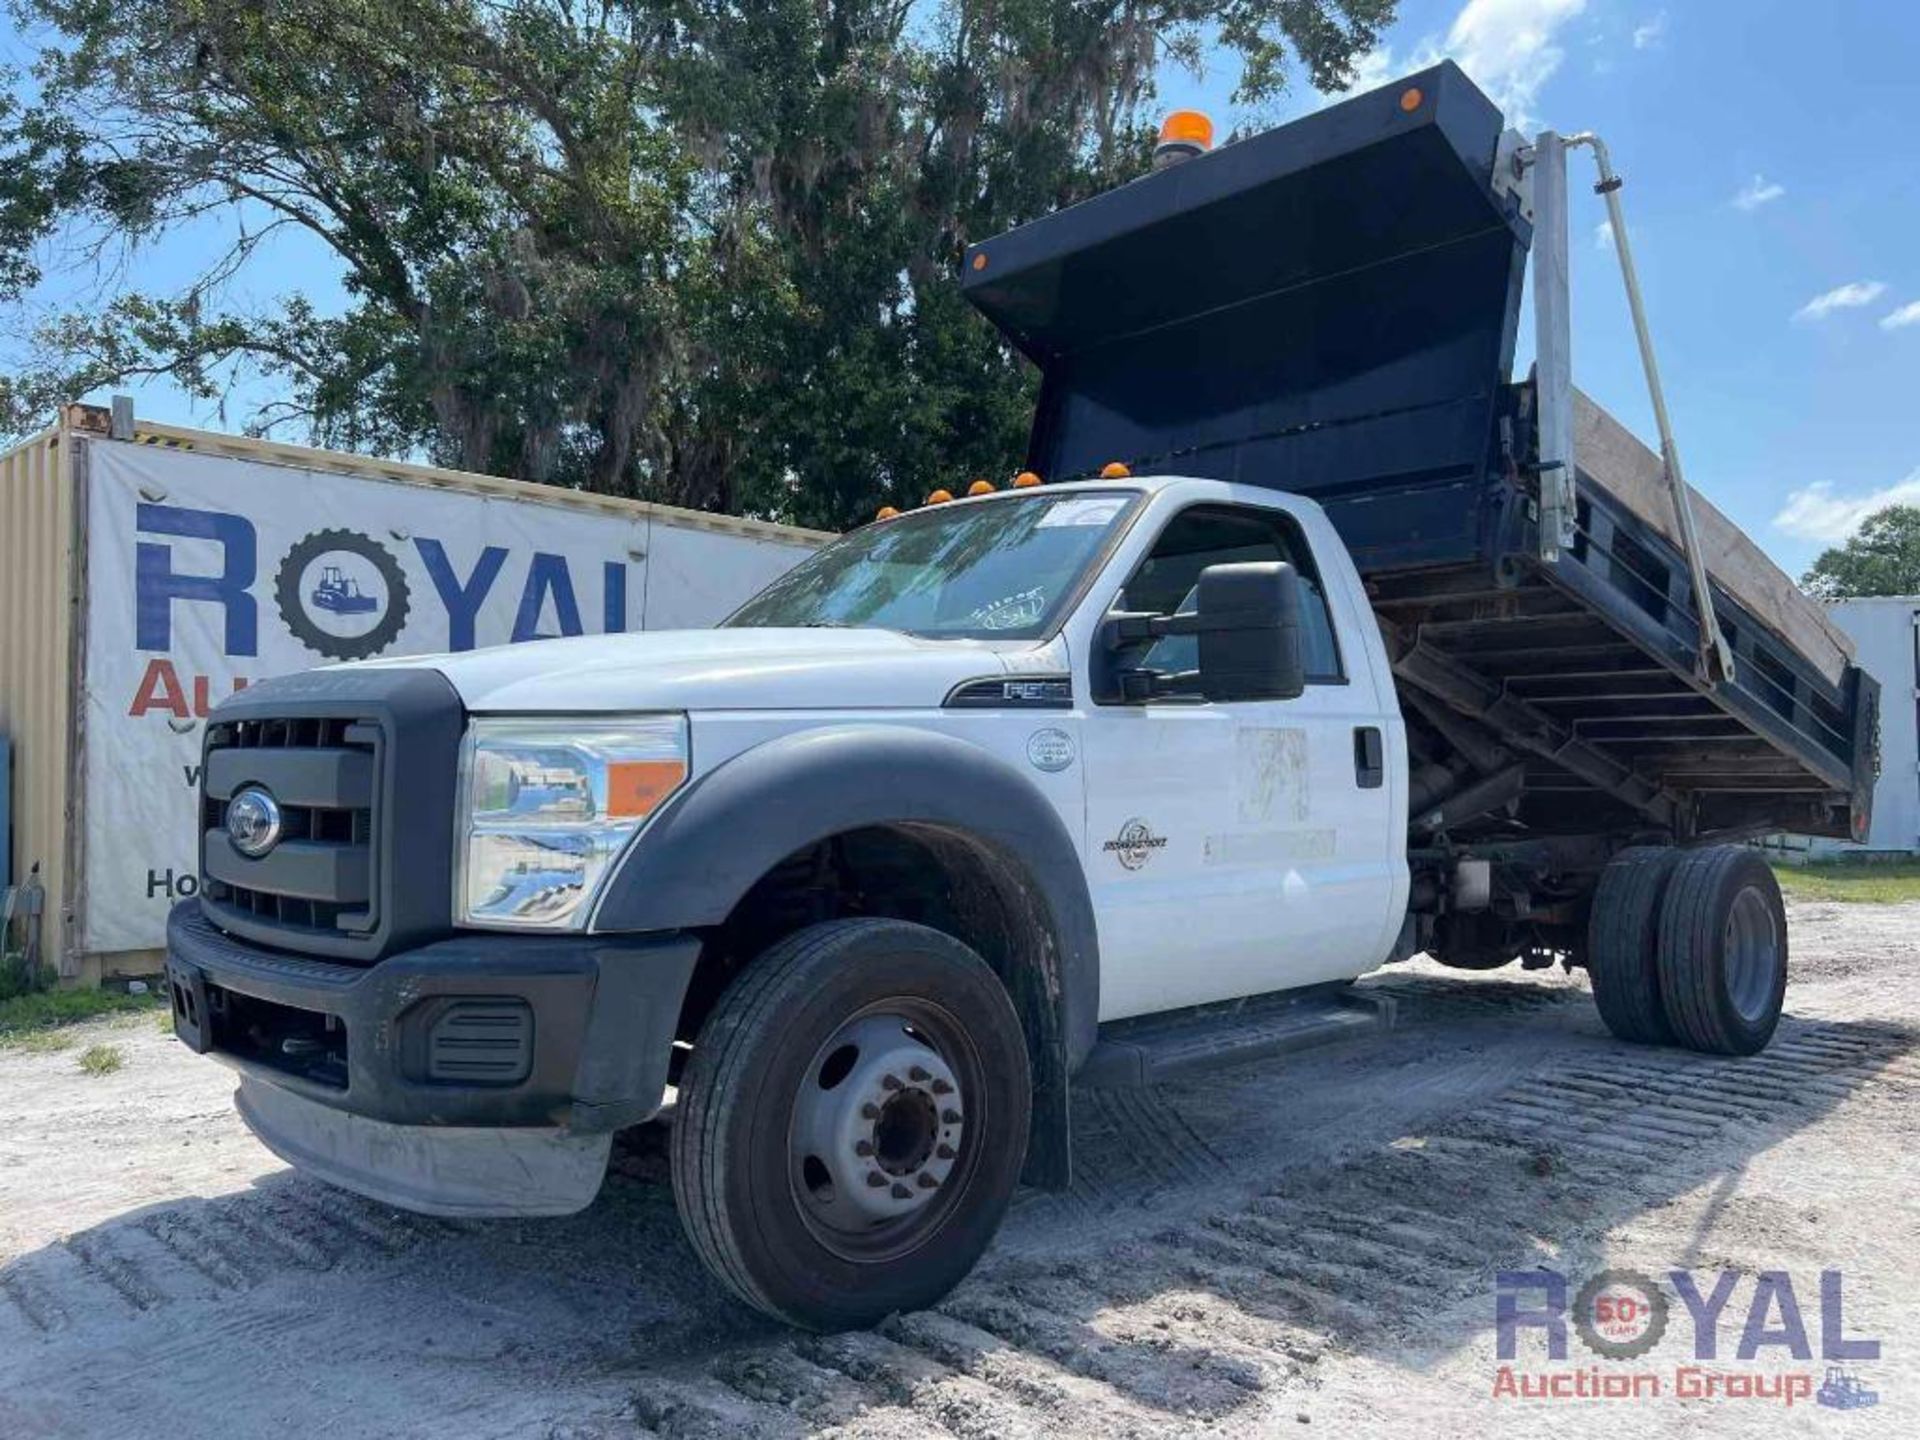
[1656,846,1787,1055]
[671,918,1031,1331]
[1586,846,1681,1045]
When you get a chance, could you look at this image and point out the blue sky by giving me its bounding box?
[5,0,1917,575]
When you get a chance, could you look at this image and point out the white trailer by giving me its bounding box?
[1771,597,1919,858]
[0,403,826,983]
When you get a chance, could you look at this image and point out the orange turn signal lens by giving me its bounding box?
[875,505,900,520]
[926,488,954,505]
[967,479,996,496]
[970,252,988,271]
[1099,461,1132,478]
[1399,87,1423,113]
[606,759,688,819]
[1157,110,1215,150]
[1012,470,1043,488]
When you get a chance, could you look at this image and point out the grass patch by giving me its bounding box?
[0,987,165,1048]
[1772,862,1920,904]
[16,1028,78,1055]
[77,1043,126,1076]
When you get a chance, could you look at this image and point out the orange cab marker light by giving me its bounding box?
[967,479,996,496]
[875,505,901,520]
[970,252,988,271]
[1399,87,1423,113]
[926,488,954,505]
[606,760,687,818]
[1099,461,1132,478]
[1012,470,1043,488]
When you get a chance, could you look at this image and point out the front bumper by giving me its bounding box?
[165,902,700,1213]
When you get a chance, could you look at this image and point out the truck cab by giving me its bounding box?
[166,62,1868,1332]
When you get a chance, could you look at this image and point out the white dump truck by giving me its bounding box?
[164,63,1879,1331]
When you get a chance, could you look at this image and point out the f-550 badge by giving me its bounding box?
[1103,818,1168,870]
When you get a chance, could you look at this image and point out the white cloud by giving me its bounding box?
[1733,174,1785,212]
[1774,471,1920,543]
[1632,13,1667,49]
[1328,0,1586,130]
[1594,219,1614,250]
[1438,0,1588,129]
[1881,301,1920,331]
[1345,46,1400,94]
[1794,281,1888,322]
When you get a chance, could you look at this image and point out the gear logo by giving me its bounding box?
[274,528,412,661]
[1573,1268,1669,1360]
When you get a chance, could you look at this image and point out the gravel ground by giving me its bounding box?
[1,900,1914,1439]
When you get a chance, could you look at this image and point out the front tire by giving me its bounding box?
[1656,847,1788,1055]
[671,918,1031,1330]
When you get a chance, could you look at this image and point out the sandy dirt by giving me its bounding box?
[1,900,1914,1439]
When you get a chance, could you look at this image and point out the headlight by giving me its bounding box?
[456,715,689,930]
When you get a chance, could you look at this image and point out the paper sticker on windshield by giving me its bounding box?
[1036,497,1127,529]
[969,586,1047,631]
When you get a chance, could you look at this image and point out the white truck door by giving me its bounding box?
[1079,499,1400,1021]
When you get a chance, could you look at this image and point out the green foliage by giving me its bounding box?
[0,985,162,1044]
[0,954,58,1000]
[77,1042,127,1075]
[1771,862,1920,905]
[1802,505,1920,599]
[1,0,1394,528]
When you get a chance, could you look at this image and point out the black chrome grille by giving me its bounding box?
[202,716,381,939]
[196,668,464,964]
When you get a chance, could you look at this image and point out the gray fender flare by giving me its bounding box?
[591,724,1099,1186]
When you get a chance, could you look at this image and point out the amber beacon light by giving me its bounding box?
[1153,111,1214,169]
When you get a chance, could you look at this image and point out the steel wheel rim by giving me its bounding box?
[1725,887,1781,1024]
[787,998,983,1263]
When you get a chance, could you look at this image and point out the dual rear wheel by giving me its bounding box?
[1586,845,1787,1055]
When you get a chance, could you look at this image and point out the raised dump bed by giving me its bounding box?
[963,60,1877,846]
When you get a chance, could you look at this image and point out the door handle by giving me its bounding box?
[1354,727,1384,789]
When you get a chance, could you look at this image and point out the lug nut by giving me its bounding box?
[891,1182,912,1199]
[930,1078,954,1096]
[917,1173,937,1190]
[855,1139,873,1157]
[881,1073,903,1091]
[942,1108,962,1124]
[909,1065,930,1082]
[861,1102,880,1119]
[936,1143,955,1160]
[867,1172,888,1188]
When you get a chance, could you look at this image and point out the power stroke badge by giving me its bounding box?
[1103,818,1168,870]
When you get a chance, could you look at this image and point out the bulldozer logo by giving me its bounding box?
[274,528,412,661]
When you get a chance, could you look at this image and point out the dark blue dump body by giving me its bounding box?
[964,62,1528,576]
[964,62,1877,843]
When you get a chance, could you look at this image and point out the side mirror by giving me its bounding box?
[1194,561,1304,702]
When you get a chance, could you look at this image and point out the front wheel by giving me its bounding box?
[671,918,1031,1330]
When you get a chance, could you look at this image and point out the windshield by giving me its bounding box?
[725,490,1138,639]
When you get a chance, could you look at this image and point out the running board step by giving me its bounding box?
[1077,986,1396,1090]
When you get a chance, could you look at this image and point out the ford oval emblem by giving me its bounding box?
[227,786,284,858]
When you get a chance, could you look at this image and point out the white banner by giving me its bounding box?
[79,442,814,955]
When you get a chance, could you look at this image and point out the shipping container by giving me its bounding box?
[0,404,828,984]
